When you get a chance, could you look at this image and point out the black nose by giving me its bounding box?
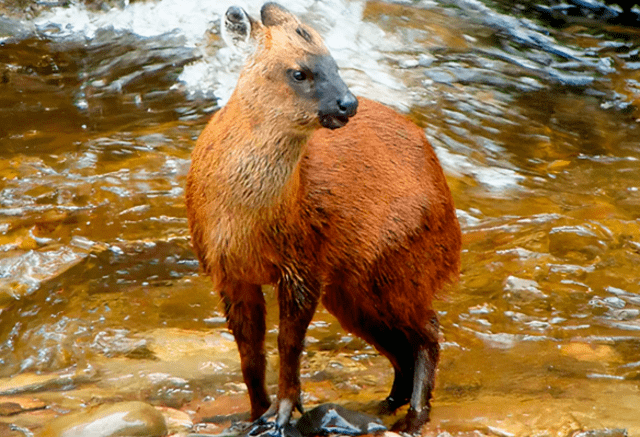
[337,93,358,118]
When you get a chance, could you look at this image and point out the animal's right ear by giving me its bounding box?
[260,3,297,27]
[221,5,263,52]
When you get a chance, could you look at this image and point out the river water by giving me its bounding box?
[1,0,640,435]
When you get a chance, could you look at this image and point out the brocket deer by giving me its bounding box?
[186,3,461,434]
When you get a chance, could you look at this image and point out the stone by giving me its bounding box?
[295,403,387,436]
[37,401,167,437]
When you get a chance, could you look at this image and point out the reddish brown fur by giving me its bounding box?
[186,3,461,434]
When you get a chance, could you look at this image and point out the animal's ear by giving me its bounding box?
[261,2,297,27]
[221,5,263,52]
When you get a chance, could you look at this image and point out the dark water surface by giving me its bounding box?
[1,0,640,435]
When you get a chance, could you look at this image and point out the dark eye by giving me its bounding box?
[291,70,307,81]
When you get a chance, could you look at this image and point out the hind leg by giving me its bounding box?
[369,329,415,414]
[390,314,440,434]
[323,283,440,434]
[321,286,414,412]
[221,283,271,420]
[366,319,439,425]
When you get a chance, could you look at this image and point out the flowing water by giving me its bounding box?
[1,0,640,435]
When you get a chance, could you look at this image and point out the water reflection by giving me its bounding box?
[1,0,640,434]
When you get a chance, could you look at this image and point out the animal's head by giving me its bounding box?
[222,2,358,131]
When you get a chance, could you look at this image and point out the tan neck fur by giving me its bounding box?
[212,90,310,213]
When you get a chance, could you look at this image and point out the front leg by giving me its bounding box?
[257,273,320,433]
[221,282,271,420]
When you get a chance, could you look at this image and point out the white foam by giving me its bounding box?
[434,144,524,192]
[37,0,236,45]
[178,0,408,106]
[35,0,408,107]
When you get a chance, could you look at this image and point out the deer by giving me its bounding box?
[185,3,461,434]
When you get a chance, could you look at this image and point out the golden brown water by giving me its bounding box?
[1,0,640,435]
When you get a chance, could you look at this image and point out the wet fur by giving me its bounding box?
[186,2,461,433]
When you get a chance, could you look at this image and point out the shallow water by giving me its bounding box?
[1,0,640,435]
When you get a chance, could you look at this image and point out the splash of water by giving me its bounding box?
[35,0,408,108]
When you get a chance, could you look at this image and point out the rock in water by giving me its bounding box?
[295,404,387,436]
[38,401,168,437]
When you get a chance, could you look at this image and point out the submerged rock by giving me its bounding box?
[572,430,628,437]
[0,16,36,41]
[0,396,46,415]
[295,403,387,436]
[37,401,167,437]
[243,422,302,437]
[548,225,609,261]
[218,404,386,437]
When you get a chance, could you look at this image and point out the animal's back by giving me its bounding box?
[302,97,460,299]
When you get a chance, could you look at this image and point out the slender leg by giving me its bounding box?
[322,286,415,416]
[361,327,414,415]
[256,274,320,433]
[378,364,414,414]
[222,283,271,420]
[391,315,440,434]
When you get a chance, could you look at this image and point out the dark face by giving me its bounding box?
[286,54,358,130]
[232,3,358,132]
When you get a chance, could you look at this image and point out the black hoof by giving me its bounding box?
[391,408,430,435]
[377,396,410,415]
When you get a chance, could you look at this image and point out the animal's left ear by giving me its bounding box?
[221,5,263,53]
[261,2,298,27]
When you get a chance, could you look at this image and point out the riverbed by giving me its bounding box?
[1,0,640,435]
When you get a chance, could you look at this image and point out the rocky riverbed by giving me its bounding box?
[1,0,640,435]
